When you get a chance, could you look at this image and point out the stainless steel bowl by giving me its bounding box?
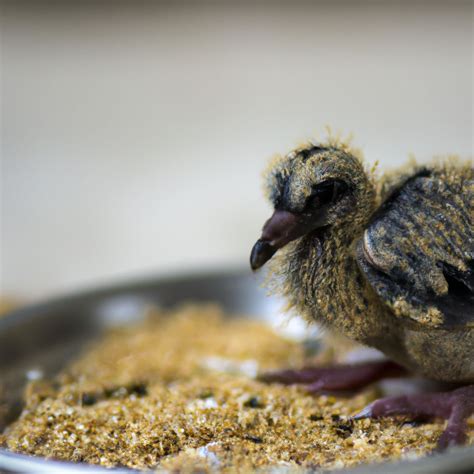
[1,269,473,473]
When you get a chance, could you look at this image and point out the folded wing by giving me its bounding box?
[357,165,474,329]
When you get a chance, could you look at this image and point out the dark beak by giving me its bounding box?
[250,210,311,271]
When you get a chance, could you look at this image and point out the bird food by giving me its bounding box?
[2,304,472,472]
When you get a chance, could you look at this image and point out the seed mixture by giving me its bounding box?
[1,304,473,472]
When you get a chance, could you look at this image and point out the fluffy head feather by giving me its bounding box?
[261,136,381,337]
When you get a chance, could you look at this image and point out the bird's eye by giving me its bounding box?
[308,180,348,209]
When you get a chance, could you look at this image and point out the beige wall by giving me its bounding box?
[1,2,473,298]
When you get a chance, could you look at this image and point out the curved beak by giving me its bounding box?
[250,210,311,271]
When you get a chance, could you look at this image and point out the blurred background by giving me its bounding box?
[1,1,473,300]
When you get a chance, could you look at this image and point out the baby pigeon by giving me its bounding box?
[250,137,474,450]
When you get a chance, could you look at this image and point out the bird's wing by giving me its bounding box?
[357,165,474,329]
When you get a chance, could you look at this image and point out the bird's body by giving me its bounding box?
[359,165,474,382]
[272,160,474,382]
[251,138,474,448]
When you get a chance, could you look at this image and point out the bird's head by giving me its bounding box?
[250,142,375,270]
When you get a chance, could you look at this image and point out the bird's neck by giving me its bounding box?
[273,205,389,343]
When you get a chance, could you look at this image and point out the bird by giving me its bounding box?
[250,136,474,450]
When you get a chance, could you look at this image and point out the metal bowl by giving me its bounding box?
[1,268,473,473]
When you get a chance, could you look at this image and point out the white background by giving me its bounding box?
[1,2,473,299]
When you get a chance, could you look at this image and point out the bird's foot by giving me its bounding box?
[258,360,406,393]
[353,385,474,450]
